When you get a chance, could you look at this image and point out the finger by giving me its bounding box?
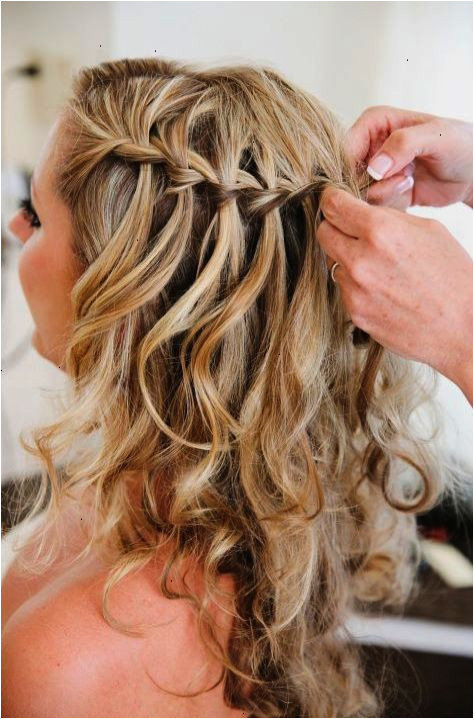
[368,189,412,212]
[324,249,352,285]
[366,172,415,208]
[366,119,446,181]
[344,105,435,167]
[324,250,338,271]
[324,256,363,329]
[326,258,352,287]
[316,217,361,269]
[402,162,416,176]
[319,186,378,239]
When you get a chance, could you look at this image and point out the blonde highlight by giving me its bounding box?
[14,57,451,717]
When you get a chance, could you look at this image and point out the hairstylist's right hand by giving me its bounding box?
[345,106,473,210]
[316,187,473,405]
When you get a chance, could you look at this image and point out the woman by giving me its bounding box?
[2,58,448,718]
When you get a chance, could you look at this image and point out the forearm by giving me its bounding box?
[452,347,473,405]
[441,312,473,406]
[461,361,473,405]
[463,186,473,209]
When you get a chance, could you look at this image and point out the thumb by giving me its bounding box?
[367,120,443,180]
[343,125,368,173]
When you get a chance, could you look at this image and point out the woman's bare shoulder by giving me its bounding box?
[2,484,96,629]
[1,554,247,718]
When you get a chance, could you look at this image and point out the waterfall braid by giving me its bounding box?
[14,58,450,717]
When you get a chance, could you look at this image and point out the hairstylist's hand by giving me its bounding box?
[345,105,473,210]
[316,188,473,405]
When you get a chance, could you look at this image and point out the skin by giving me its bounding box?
[8,108,472,399]
[4,107,472,712]
[7,117,81,371]
[346,106,473,209]
[317,106,473,405]
[2,544,246,718]
[5,118,247,717]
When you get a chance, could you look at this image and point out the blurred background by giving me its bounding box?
[1,2,472,716]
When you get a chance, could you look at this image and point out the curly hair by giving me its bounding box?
[13,57,450,717]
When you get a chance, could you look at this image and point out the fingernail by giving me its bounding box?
[367,153,393,180]
[395,175,414,194]
[403,162,416,177]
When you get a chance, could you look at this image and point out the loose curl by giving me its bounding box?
[13,57,451,717]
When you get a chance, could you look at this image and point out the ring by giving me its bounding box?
[330,261,340,283]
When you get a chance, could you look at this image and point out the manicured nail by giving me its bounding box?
[367,153,393,180]
[395,175,414,194]
[403,162,416,176]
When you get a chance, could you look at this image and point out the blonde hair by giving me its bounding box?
[15,57,449,717]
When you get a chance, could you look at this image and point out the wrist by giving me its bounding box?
[463,185,473,208]
[438,311,473,403]
[461,356,473,404]
[453,351,473,405]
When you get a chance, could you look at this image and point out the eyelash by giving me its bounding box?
[18,196,41,229]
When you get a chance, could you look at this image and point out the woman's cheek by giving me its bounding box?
[18,239,49,319]
[18,245,60,365]
[18,235,78,370]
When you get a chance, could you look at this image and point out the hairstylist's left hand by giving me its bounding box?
[316,187,473,404]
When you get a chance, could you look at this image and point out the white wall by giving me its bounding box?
[1,1,472,481]
[1,1,112,169]
[1,1,113,480]
[111,0,391,120]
